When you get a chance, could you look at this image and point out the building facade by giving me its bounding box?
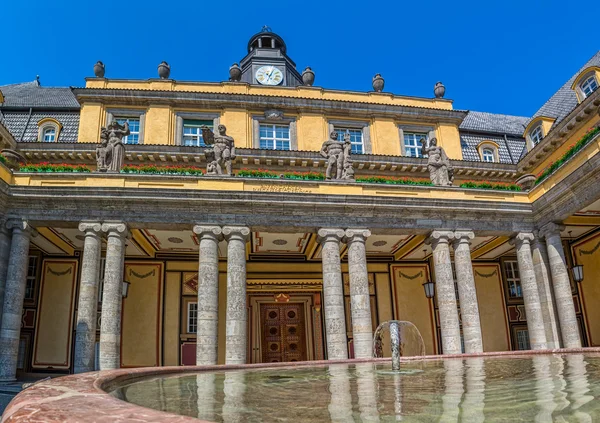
[0,29,599,379]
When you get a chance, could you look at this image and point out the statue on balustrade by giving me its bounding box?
[321,131,355,180]
[96,121,129,173]
[201,124,235,176]
[420,137,454,186]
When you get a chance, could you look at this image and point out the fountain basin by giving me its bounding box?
[3,348,600,422]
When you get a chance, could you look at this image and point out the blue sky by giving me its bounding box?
[1,0,596,117]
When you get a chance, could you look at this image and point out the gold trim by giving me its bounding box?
[247,279,322,285]
[471,236,509,260]
[394,235,426,260]
[36,228,75,256]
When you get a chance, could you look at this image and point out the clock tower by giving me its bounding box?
[239,26,303,87]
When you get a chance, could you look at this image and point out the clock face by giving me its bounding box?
[255,66,283,85]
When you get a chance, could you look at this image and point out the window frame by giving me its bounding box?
[398,125,435,157]
[477,141,499,163]
[24,255,38,301]
[328,120,371,154]
[187,302,198,334]
[252,111,297,150]
[258,123,292,150]
[106,109,146,145]
[42,127,56,142]
[503,259,523,300]
[528,124,544,147]
[175,112,220,146]
[36,118,62,142]
[580,73,599,99]
[482,148,495,162]
[181,119,214,147]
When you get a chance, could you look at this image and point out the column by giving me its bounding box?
[426,230,461,354]
[343,228,373,359]
[73,222,103,373]
[222,226,250,365]
[0,224,12,328]
[452,231,483,354]
[192,225,222,365]
[531,233,561,349]
[99,222,128,370]
[539,222,582,348]
[317,228,348,360]
[0,219,35,381]
[510,233,547,350]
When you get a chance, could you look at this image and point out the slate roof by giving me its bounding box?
[530,51,600,127]
[1,112,80,142]
[460,133,526,164]
[0,81,80,109]
[460,111,529,137]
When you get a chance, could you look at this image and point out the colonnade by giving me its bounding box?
[0,218,585,380]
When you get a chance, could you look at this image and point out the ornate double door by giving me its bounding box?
[260,303,307,363]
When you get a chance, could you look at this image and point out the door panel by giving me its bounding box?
[260,303,306,363]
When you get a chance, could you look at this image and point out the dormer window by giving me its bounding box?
[477,141,499,163]
[580,74,598,98]
[529,124,543,146]
[43,127,56,142]
[482,148,495,162]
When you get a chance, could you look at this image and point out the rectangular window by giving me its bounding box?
[187,302,198,333]
[334,127,364,154]
[259,124,291,150]
[25,256,37,300]
[504,260,523,298]
[516,329,530,350]
[404,132,427,158]
[183,120,213,147]
[115,118,140,144]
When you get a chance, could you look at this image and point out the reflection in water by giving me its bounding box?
[440,359,464,423]
[222,372,245,423]
[462,357,485,423]
[328,365,353,422]
[111,354,600,422]
[355,363,380,422]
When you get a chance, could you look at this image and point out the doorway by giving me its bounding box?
[259,302,307,363]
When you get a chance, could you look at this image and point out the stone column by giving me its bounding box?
[452,231,483,354]
[99,222,128,370]
[317,228,348,360]
[192,225,222,366]
[74,222,103,374]
[0,224,12,329]
[0,219,35,381]
[426,230,461,354]
[511,233,547,350]
[539,223,581,348]
[222,226,250,365]
[343,229,373,359]
[531,233,561,349]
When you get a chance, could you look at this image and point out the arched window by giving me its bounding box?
[580,74,598,98]
[42,127,56,142]
[529,124,543,146]
[482,148,495,162]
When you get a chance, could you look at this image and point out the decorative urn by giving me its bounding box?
[372,74,384,92]
[158,61,171,79]
[302,67,315,86]
[0,149,26,171]
[434,81,446,98]
[229,63,242,82]
[93,61,105,78]
[515,174,537,191]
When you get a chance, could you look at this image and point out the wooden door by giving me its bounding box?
[260,303,307,363]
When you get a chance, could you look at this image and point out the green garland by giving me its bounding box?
[237,169,325,180]
[121,164,204,176]
[18,163,91,173]
[535,126,600,185]
[0,154,6,165]
[459,181,522,191]
[356,176,433,186]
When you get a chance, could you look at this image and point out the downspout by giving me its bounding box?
[20,107,33,141]
[504,134,515,164]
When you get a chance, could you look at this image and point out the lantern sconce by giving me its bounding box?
[122,280,131,298]
[571,264,584,284]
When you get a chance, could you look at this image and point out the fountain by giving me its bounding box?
[373,320,426,371]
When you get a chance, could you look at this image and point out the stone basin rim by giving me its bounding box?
[4,347,600,423]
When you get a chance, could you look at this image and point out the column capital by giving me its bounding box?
[6,219,37,237]
[193,225,223,240]
[78,221,102,236]
[343,228,371,244]
[538,222,565,240]
[222,226,250,242]
[317,228,345,244]
[425,230,454,247]
[509,232,534,247]
[101,222,129,238]
[451,231,474,247]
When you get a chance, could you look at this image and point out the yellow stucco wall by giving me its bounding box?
[573,234,600,346]
[220,109,250,149]
[296,113,327,152]
[390,264,436,355]
[77,102,104,143]
[473,264,510,352]
[32,259,78,370]
[163,272,181,366]
[371,119,401,156]
[121,262,163,367]
[436,123,463,160]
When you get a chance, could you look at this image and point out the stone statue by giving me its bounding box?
[201,124,235,176]
[320,131,346,180]
[96,121,129,173]
[341,133,355,180]
[420,137,454,186]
